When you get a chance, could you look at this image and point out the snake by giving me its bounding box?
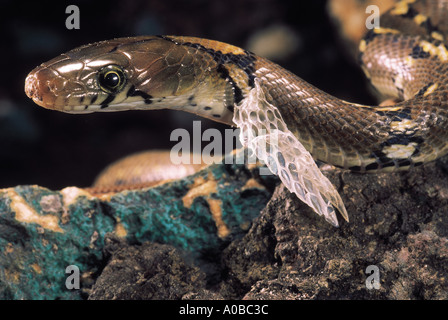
[24,0,448,226]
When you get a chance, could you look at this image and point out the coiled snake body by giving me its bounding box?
[25,0,448,225]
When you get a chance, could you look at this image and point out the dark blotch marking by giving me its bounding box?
[354,157,412,171]
[188,95,197,106]
[128,87,153,104]
[180,40,257,76]
[162,36,257,104]
[349,165,362,172]
[396,4,439,35]
[108,45,119,53]
[362,29,378,46]
[90,94,98,104]
[370,150,396,169]
[397,159,412,167]
[84,105,89,110]
[392,76,405,98]
[400,6,418,19]
[382,134,423,148]
[415,82,434,97]
[410,45,431,59]
[212,114,221,118]
[379,161,396,169]
[100,94,116,108]
[392,107,412,121]
[126,85,136,97]
[375,107,412,120]
[420,17,438,34]
[216,64,229,80]
[216,64,245,105]
[365,163,379,171]
[232,85,244,105]
[376,135,423,163]
[351,146,419,172]
[204,106,212,111]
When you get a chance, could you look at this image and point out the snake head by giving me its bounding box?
[25,36,237,124]
[24,38,140,113]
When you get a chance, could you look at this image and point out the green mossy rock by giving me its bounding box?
[0,153,277,299]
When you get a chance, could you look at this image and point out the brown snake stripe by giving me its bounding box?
[23,0,448,225]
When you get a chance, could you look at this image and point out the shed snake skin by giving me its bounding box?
[25,0,448,226]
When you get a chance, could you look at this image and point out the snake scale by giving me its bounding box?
[24,0,448,226]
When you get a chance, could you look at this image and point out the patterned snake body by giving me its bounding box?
[24,0,448,225]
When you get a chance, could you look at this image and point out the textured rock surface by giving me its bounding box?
[0,153,275,300]
[90,157,448,300]
[224,158,448,300]
[88,237,209,300]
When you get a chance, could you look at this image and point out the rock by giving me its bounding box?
[88,236,207,300]
[223,158,448,299]
[0,186,111,300]
[89,157,448,300]
[0,151,276,299]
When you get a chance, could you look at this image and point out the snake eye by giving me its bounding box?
[98,65,126,93]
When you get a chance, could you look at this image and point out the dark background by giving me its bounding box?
[0,0,376,190]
